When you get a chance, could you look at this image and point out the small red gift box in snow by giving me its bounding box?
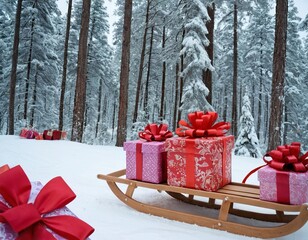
[258,142,308,205]
[166,111,234,191]
[0,165,94,239]
[124,124,173,183]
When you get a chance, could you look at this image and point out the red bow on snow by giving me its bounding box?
[139,124,173,141]
[0,165,94,240]
[176,111,230,138]
[263,142,308,172]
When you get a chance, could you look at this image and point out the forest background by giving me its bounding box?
[1,0,308,155]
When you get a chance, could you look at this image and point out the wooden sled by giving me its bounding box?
[97,169,308,238]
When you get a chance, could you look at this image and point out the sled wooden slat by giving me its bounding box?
[97,169,308,238]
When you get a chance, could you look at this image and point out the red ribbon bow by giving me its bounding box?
[263,142,308,172]
[176,111,230,138]
[0,165,94,240]
[139,124,173,141]
[242,143,308,183]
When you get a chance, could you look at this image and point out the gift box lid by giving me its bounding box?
[123,140,166,153]
[258,165,308,185]
[165,135,234,154]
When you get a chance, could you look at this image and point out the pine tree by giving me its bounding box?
[235,92,262,158]
[12,0,62,131]
[212,0,234,122]
[179,0,214,118]
[284,0,306,146]
[83,0,114,144]
[0,0,16,134]
[241,0,274,146]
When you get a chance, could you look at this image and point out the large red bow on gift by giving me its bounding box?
[139,124,173,141]
[0,165,94,240]
[263,142,308,172]
[176,111,230,138]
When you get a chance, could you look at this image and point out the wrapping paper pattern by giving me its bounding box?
[258,166,308,205]
[0,181,90,240]
[166,136,234,191]
[124,140,167,183]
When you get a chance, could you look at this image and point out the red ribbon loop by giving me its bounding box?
[139,124,173,141]
[1,203,41,233]
[263,142,308,172]
[176,111,230,138]
[0,165,94,240]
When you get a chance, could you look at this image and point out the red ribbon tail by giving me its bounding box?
[16,224,56,240]
[242,164,267,183]
[43,216,94,240]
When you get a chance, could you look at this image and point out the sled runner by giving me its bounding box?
[97,169,308,238]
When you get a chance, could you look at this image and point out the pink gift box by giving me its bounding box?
[165,136,234,191]
[124,140,167,183]
[258,166,308,205]
[0,181,91,240]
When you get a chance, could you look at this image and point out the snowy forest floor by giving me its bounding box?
[0,135,307,240]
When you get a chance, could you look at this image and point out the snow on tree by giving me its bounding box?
[179,0,214,118]
[283,0,307,147]
[234,92,262,158]
[299,13,308,31]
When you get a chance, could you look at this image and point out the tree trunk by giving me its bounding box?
[111,99,116,141]
[95,78,103,138]
[203,2,215,105]
[178,57,184,122]
[177,29,185,122]
[71,0,91,142]
[115,0,133,147]
[59,0,73,131]
[143,25,154,119]
[132,0,150,123]
[268,0,288,151]
[231,0,238,136]
[8,0,23,134]
[223,84,228,120]
[24,1,37,123]
[30,65,38,127]
[283,103,288,144]
[83,14,96,135]
[173,62,180,131]
[160,25,166,119]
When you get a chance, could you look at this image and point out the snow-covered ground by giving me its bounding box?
[0,135,307,240]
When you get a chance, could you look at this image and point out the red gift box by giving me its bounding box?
[166,135,234,191]
[43,130,67,140]
[53,130,62,140]
[43,130,53,140]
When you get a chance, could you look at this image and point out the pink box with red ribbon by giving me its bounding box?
[124,140,167,183]
[258,166,308,205]
[0,182,91,240]
[165,136,234,191]
[0,165,93,240]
